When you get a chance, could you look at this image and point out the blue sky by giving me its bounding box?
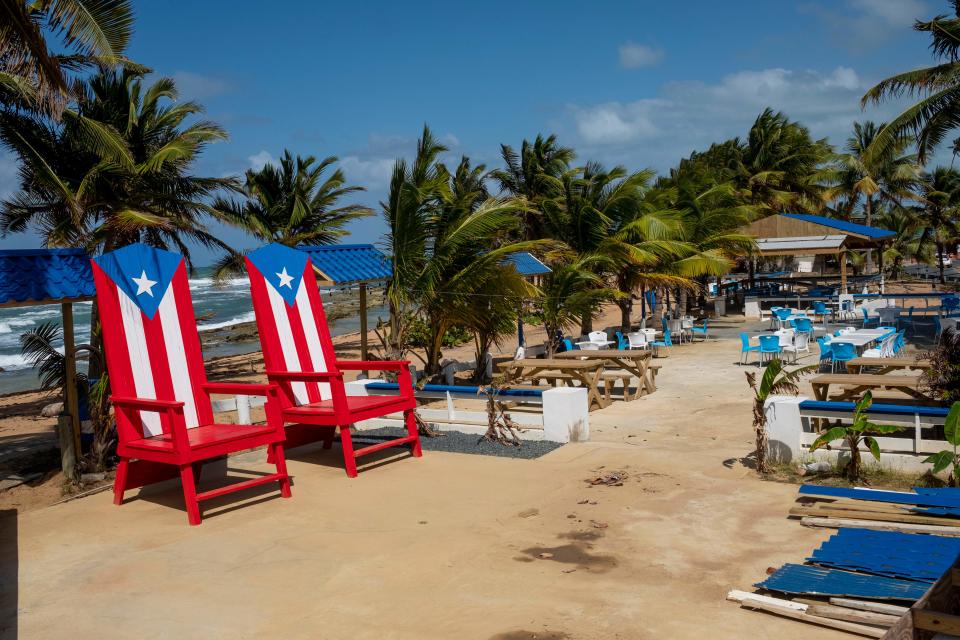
[0,0,945,263]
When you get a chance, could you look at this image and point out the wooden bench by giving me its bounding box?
[810,374,929,402]
[600,365,661,401]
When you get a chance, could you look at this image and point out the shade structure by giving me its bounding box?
[753,235,846,256]
[0,248,96,468]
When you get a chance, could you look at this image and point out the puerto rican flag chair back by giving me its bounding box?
[92,243,213,439]
[244,243,340,410]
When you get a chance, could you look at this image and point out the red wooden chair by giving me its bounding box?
[244,243,422,477]
[92,243,292,525]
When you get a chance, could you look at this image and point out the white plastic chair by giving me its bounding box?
[578,342,601,351]
[782,331,809,363]
[627,331,647,350]
[588,330,608,344]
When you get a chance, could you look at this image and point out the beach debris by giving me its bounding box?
[40,402,63,418]
[587,470,627,486]
[590,520,609,529]
[577,499,589,504]
[518,508,539,518]
[80,472,106,484]
[537,552,554,559]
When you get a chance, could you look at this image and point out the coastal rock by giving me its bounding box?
[40,402,63,418]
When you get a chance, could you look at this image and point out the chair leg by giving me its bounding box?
[404,409,423,458]
[266,445,275,464]
[179,464,202,526]
[339,426,358,478]
[113,458,129,505]
[270,443,292,498]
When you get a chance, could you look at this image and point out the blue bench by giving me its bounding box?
[366,382,544,402]
[799,400,950,419]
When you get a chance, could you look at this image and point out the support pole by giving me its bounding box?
[359,283,368,377]
[839,250,848,294]
[877,242,885,294]
[62,303,81,458]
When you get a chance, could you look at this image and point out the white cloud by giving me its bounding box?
[171,71,232,101]
[338,155,396,188]
[562,65,917,172]
[247,150,276,171]
[618,42,664,68]
[801,0,929,51]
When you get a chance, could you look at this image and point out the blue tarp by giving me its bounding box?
[757,564,930,600]
[782,213,896,240]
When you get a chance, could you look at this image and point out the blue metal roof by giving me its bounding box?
[0,248,95,307]
[757,563,930,600]
[782,213,896,239]
[799,484,960,508]
[503,252,551,276]
[298,244,392,285]
[808,528,960,582]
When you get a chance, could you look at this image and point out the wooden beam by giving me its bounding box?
[359,282,368,377]
[840,250,848,293]
[61,302,81,458]
[914,610,960,635]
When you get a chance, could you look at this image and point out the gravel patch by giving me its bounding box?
[354,427,564,459]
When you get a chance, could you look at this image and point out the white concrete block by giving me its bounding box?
[345,379,375,396]
[542,387,589,443]
[765,395,807,463]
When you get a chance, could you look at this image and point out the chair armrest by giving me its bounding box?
[202,382,278,397]
[265,370,343,381]
[335,360,409,371]
[111,396,185,412]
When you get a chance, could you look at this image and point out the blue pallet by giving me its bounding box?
[757,564,931,601]
[808,528,960,582]
[799,484,960,508]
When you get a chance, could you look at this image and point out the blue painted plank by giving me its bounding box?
[757,564,930,600]
[365,382,543,398]
[799,484,960,508]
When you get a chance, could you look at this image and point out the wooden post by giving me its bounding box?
[359,283,368,377]
[61,303,81,458]
[878,242,885,294]
[839,250,848,294]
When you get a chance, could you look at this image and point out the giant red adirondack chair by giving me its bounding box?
[92,243,292,525]
[244,243,421,477]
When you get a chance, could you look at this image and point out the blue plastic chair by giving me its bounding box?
[812,300,829,323]
[560,338,575,352]
[894,331,905,354]
[829,341,857,372]
[816,337,833,371]
[794,317,814,339]
[861,307,880,328]
[651,328,672,357]
[774,308,792,329]
[615,331,628,350]
[758,334,782,364]
[739,332,760,365]
[689,319,709,341]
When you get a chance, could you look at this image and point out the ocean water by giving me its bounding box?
[0,268,386,395]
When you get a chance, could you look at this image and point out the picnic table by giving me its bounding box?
[810,373,929,402]
[497,358,607,411]
[844,357,932,375]
[554,349,656,401]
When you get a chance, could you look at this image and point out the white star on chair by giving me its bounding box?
[131,270,157,297]
[276,267,294,289]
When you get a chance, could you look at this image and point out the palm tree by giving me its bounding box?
[876,205,931,278]
[211,151,371,278]
[916,166,960,284]
[491,134,574,240]
[539,258,621,358]
[0,0,136,117]
[736,108,834,214]
[833,121,921,272]
[0,68,233,468]
[862,3,960,163]
[379,127,539,377]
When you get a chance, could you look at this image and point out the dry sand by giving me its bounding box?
[0,307,859,639]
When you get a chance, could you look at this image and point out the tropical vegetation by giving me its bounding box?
[809,392,903,482]
[925,401,960,487]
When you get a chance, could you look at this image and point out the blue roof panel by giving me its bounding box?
[298,244,392,285]
[0,248,95,306]
[782,213,896,239]
[757,563,930,600]
[503,252,551,276]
